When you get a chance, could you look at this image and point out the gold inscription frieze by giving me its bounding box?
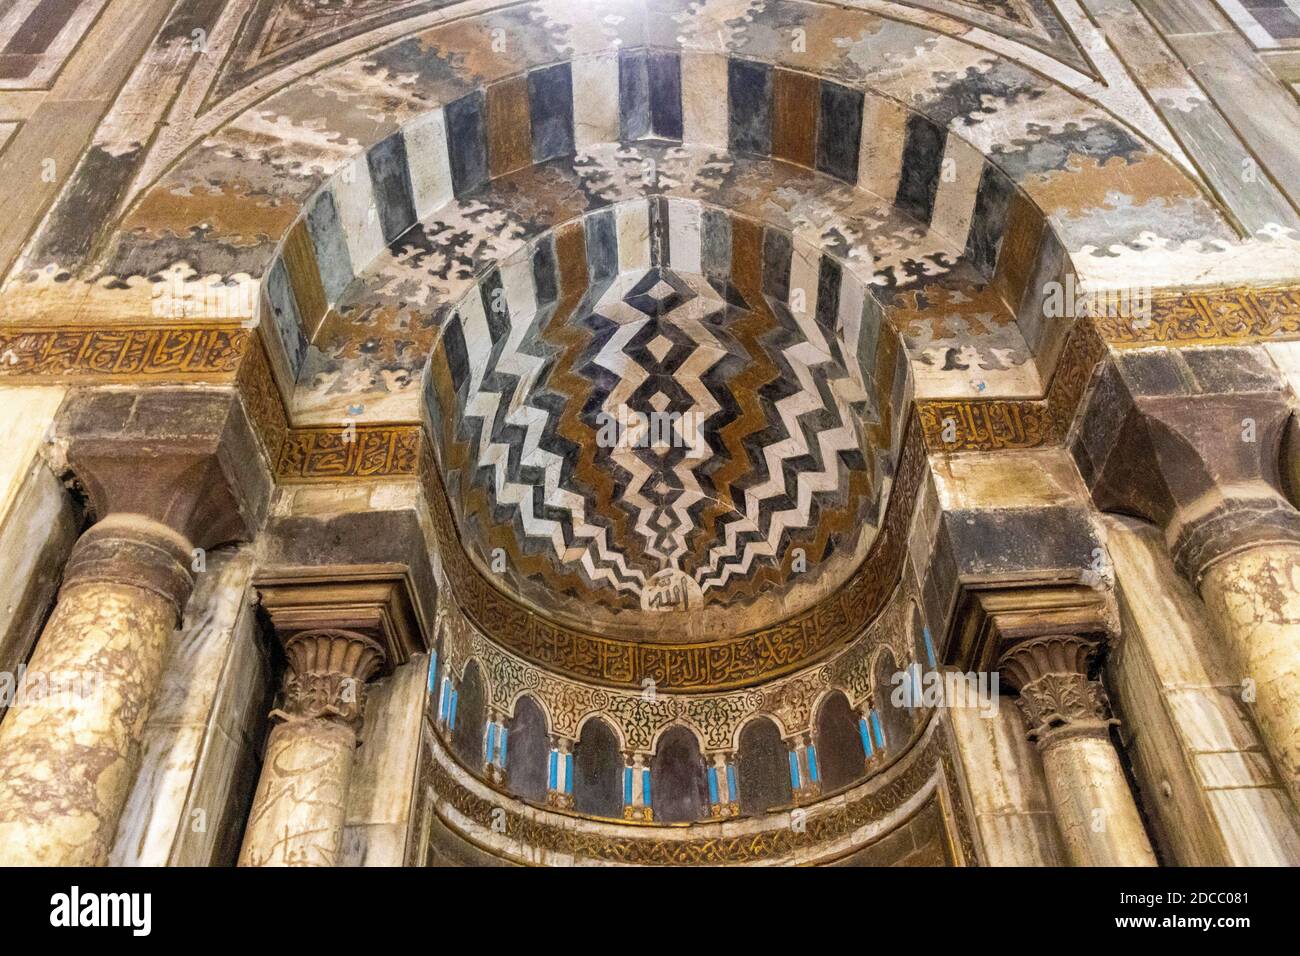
[0,323,249,381]
[1093,285,1300,347]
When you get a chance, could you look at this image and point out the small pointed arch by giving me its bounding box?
[735,715,793,816]
[650,724,709,823]
[505,694,549,803]
[572,716,623,819]
[813,688,866,792]
[872,647,911,757]
[452,659,488,771]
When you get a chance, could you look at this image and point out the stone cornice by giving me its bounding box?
[255,565,428,674]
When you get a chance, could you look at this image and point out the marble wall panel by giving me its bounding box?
[728,58,772,156]
[816,80,863,184]
[110,548,270,867]
[367,131,419,246]
[572,53,620,149]
[404,108,454,221]
[487,74,533,180]
[681,52,729,148]
[528,62,575,163]
[772,68,819,168]
[446,90,490,197]
[305,189,356,306]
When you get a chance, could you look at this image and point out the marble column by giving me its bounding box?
[238,629,385,867]
[623,752,652,822]
[546,737,575,809]
[0,389,263,866]
[484,709,509,785]
[707,752,739,818]
[0,516,193,866]
[789,734,821,803]
[999,635,1156,867]
[1074,347,1300,810]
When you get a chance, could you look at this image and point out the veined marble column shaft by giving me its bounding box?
[1001,635,1156,867]
[0,515,193,866]
[238,629,384,867]
[1197,539,1300,809]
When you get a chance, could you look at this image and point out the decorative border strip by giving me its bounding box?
[275,422,421,482]
[0,323,249,381]
[1093,285,1300,347]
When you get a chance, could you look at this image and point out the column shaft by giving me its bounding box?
[1199,543,1300,807]
[1039,733,1157,867]
[0,518,189,866]
[237,718,356,867]
[237,628,384,868]
[1001,634,1156,867]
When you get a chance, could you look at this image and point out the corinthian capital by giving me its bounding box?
[278,629,386,727]
[998,635,1113,746]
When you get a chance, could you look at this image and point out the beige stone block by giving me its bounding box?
[1206,787,1300,866]
[1195,751,1277,789]
[932,447,1089,512]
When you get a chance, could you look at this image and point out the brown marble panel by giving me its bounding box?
[487,75,532,180]
[281,221,328,339]
[771,69,818,168]
[991,192,1045,314]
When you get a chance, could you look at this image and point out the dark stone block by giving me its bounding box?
[728,58,772,155]
[761,227,792,302]
[1181,345,1282,395]
[528,62,575,162]
[1115,349,1195,397]
[647,51,683,140]
[366,131,417,245]
[584,208,618,283]
[532,234,559,308]
[966,164,1013,276]
[816,255,841,335]
[894,114,945,225]
[816,81,863,182]
[442,313,470,394]
[701,207,732,282]
[306,189,354,303]
[265,259,308,378]
[445,91,489,196]
[944,506,1099,578]
[618,48,650,140]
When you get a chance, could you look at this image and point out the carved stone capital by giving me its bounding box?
[1072,347,1300,583]
[54,387,270,551]
[256,567,429,731]
[999,635,1113,746]
[950,583,1115,673]
[277,628,386,728]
